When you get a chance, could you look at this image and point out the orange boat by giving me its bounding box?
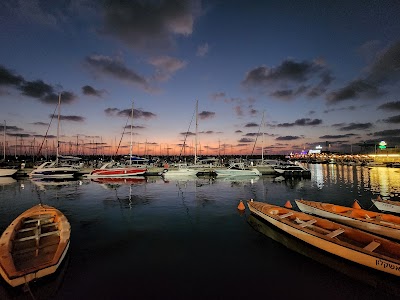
[295,199,400,241]
[0,204,70,287]
[247,200,400,277]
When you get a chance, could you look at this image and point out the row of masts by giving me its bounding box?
[2,98,268,160]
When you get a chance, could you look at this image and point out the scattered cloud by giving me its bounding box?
[381,115,400,123]
[377,101,400,111]
[198,111,215,120]
[196,42,209,57]
[99,0,201,52]
[82,85,104,97]
[148,55,187,81]
[338,122,373,131]
[277,118,322,127]
[50,114,85,122]
[373,129,400,137]
[327,40,400,104]
[244,122,258,127]
[238,137,254,143]
[276,135,300,141]
[242,58,333,100]
[84,54,151,91]
[319,134,356,139]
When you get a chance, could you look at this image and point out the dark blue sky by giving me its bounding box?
[1,0,400,156]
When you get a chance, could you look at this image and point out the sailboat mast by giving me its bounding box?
[3,120,5,160]
[195,99,198,164]
[130,100,134,166]
[261,111,265,163]
[56,93,61,164]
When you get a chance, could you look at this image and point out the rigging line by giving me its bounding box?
[249,112,264,158]
[36,103,58,158]
[114,113,130,158]
[179,103,196,158]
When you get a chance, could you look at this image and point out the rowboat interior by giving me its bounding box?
[0,204,70,287]
[254,203,400,260]
[297,200,400,228]
[12,213,61,271]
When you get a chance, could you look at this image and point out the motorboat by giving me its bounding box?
[86,161,147,178]
[214,162,261,177]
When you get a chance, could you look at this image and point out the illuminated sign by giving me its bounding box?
[379,141,387,149]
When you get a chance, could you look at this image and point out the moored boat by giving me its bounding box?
[86,161,146,178]
[295,199,400,241]
[160,164,198,178]
[247,200,400,277]
[0,204,70,287]
[372,196,400,214]
[214,162,261,177]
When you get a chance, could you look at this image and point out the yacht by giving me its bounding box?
[214,162,261,177]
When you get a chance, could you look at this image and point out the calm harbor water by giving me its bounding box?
[1,164,400,299]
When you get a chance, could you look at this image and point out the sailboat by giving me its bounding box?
[0,121,18,177]
[86,100,147,178]
[29,94,81,178]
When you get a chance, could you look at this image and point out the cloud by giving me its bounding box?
[117,108,156,120]
[276,136,300,141]
[327,40,400,104]
[242,58,332,100]
[381,115,400,124]
[196,42,209,57]
[338,122,373,131]
[244,132,263,137]
[50,114,85,122]
[0,0,58,27]
[180,131,196,136]
[244,122,258,128]
[104,108,120,116]
[198,111,215,120]
[84,54,150,90]
[377,101,400,111]
[373,129,400,137]
[277,118,322,127]
[148,56,187,81]
[238,138,254,143]
[326,79,382,104]
[319,134,355,139]
[234,106,244,116]
[0,65,24,86]
[4,125,23,132]
[0,65,75,104]
[99,0,201,52]
[210,92,226,101]
[82,85,104,97]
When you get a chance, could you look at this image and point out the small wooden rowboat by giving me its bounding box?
[0,204,70,287]
[295,199,400,241]
[247,200,400,277]
[371,196,400,214]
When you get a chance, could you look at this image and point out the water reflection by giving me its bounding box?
[309,164,400,200]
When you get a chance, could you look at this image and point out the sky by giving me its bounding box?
[1,0,400,158]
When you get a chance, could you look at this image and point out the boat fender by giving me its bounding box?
[237,200,245,211]
[284,200,292,208]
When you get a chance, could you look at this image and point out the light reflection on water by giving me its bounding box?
[0,166,399,299]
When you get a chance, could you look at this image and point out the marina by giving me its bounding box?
[0,164,400,298]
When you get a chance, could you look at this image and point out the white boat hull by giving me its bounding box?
[372,199,400,214]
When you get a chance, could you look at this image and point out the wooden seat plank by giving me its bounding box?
[326,228,345,238]
[299,219,317,228]
[364,240,381,252]
[279,212,294,219]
